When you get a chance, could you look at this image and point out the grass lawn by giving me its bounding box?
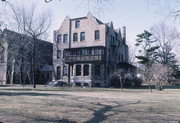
[0,85,180,123]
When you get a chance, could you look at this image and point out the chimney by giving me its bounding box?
[122,26,126,43]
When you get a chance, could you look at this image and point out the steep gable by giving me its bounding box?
[86,12,104,25]
[58,16,70,31]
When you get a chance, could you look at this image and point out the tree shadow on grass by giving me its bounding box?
[0,91,69,97]
[34,117,77,123]
[85,101,141,123]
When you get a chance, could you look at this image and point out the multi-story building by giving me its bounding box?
[0,29,53,84]
[53,12,129,87]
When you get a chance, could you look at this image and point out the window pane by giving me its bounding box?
[80,32,85,41]
[75,20,80,28]
[73,33,78,41]
[95,30,100,40]
[63,34,68,43]
[94,48,100,55]
[89,48,92,55]
[76,65,81,76]
[83,64,89,76]
[57,35,61,43]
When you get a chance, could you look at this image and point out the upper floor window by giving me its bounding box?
[63,34,68,43]
[94,48,101,55]
[75,20,80,28]
[57,50,61,59]
[95,30,100,40]
[73,33,78,42]
[57,35,61,43]
[80,32,85,41]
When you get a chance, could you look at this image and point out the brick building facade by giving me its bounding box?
[53,12,129,87]
[0,29,53,84]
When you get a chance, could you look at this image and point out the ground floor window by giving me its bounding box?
[95,64,100,76]
[83,64,89,76]
[76,83,81,86]
[57,66,61,79]
[84,83,89,86]
[76,65,81,76]
[63,66,67,76]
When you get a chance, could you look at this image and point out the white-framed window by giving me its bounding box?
[76,65,81,76]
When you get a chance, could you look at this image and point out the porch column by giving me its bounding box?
[81,64,84,77]
[89,64,92,77]
[72,64,76,86]
[73,64,76,77]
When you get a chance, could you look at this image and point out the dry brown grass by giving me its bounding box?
[0,85,180,123]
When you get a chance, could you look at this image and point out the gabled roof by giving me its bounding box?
[71,17,87,21]
[70,12,104,25]
[115,29,119,33]
[95,18,104,24]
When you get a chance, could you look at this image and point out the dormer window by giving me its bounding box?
[75,20,80,28]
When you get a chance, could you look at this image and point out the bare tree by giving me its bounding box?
[7,3,51,88]
[149,0,180,19]
[149,63,172,90]
[150,23,180,70]
[128,44,137,64]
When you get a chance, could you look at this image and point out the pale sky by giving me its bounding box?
[1,0,179,62]
[0,0,165,43]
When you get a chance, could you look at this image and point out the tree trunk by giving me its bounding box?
[20,49,25,86]
[32,37,36,88]
[10,60,15,85]
[119,76,123,92]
